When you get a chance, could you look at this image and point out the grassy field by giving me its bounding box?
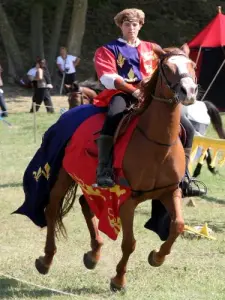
[0,99,225,300]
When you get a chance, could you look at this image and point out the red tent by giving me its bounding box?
[188,7,225,110]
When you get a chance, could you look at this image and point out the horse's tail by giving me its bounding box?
[205,100,225,139]
[56,181,79,238]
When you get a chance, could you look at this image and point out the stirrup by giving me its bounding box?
[181,177,207,198]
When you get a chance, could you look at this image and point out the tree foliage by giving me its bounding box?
[0,0,223,81]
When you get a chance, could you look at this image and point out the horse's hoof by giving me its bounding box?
[83,252,98,270]
[148,250,165,267]
[35,257,50,275]
[110,279,126,293]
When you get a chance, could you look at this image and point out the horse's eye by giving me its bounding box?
[164,64,170,71]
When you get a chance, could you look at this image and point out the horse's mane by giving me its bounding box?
[136,68,159,114]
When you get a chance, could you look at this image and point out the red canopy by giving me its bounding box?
[188,11,225,48]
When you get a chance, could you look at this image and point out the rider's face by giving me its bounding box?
[120,21,142,41]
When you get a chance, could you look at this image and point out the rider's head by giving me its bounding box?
[114,8,145,42]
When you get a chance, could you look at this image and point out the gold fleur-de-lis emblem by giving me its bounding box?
[42,163,50,180]
[33,163,51,182]
[117,53,125,68]
[33,167,42,182]
[125,68,137,82]
[128,68,135,79]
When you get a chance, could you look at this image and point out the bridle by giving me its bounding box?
[136,52,197,147]
[152,53,197,104]
[68,91,84,106]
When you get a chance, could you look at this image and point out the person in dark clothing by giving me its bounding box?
[31,59,54,113]
[0,64,8,117]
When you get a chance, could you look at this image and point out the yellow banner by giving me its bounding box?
[190,136,225,168]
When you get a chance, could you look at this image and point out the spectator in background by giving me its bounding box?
[27,58,39,112]
[20,57,40,89]
[56,46,80,93]
[32,58,54,113]
[0,64,8,117]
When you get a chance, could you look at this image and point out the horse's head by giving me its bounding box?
[66,82,83,109]
[154,43,197,106]
[66,82,98,109]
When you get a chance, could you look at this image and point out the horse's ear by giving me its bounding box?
[71,81,80,92]
[64,84,71,91]
[180,43,190,57]
[152,43,166,58]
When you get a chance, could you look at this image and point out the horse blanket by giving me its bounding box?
[14,105,106,227]
[63,114,139,240]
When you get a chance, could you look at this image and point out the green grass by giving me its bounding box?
[0,112,225,300]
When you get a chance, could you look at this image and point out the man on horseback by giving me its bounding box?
[93,8,205,197]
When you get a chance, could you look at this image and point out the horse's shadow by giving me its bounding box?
[0,277,107,298]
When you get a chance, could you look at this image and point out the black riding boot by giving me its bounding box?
[0,92,8,117]
[181,147,207,197]
[96,135,115,188]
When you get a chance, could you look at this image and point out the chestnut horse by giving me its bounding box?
[35,45,198,291]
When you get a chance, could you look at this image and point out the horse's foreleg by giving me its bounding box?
[79,195,103,269]
[149,188,184,267]
[111,199,136,292]
[35,168,73,274]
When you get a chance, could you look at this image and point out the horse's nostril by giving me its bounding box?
[180,86,187,95]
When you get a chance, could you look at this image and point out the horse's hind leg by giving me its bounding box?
[79,195,103,269]
[148,188,184,267]
[35,167,73,275]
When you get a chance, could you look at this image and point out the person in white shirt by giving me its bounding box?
[56,46,80,93]
[27,66,38,82]
[27,59,39,112]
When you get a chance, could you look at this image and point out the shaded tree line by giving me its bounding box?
[0,0,223,82]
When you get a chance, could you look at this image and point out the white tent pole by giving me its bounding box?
[195,46,202,65]
[201,58,225,101]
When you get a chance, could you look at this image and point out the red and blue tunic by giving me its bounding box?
[94,38,158,107]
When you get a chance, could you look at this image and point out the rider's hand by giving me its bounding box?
[132,89,141,99]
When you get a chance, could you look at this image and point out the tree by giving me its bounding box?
[30,0,44,60]
[0,3,24,78]
[67,0,88,56]
[47,0,68,75]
